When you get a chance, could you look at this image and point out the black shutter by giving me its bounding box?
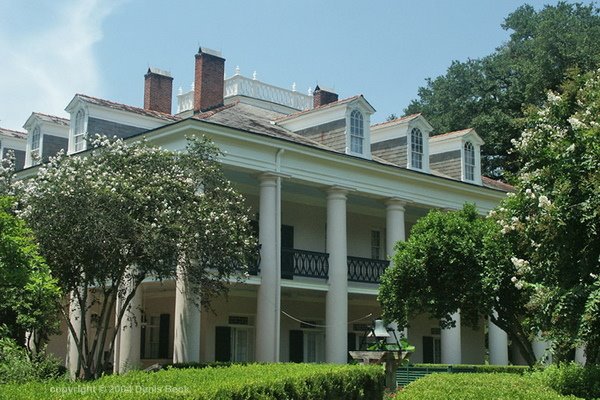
[215,326,231,361]
[422,336,434,363]
[347,332,357,363]
[289,330,303,363]
[159,314,170,359]
[281,225,295,279]
[140,323,146,359]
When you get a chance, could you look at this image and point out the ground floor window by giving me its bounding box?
[215,326,254,362]
[141,313,170,359]
[289,329,325,363]
[422,335,441,363]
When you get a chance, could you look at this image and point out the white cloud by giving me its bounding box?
[0,0,122,131]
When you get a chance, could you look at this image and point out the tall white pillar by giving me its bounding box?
[441,311,462,364]
[173,264,201,363]
[488,311,509,365]
[66,291,82,379]
[575,346,586,365]
[118,275,142,373]
[385,198,407,342]
[326,187,348,364]
[532,334,552,365]
[255,173,280,362]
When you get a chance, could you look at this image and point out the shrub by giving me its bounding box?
[0,337,65,384]
[531,363,600,400]
[0,363,384,399]
[394,373,576,399]
[409,363,532,374]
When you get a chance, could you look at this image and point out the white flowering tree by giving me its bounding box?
[17,135,256,378]
[491,70,600,364]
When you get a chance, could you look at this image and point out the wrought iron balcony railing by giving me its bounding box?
[281,248,329,280]
[347,256,390,283]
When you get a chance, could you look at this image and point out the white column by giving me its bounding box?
[118,275,142,373]
[441,311,462,364]
[385,198,407,342]
[173,264,201,363]
[488,311,509,365]
[113,293,121,374]
[326,187,348,364]
[66,292,82,379]
[532,334,552,365]
[255,174,280,362]
[575,346,586,365]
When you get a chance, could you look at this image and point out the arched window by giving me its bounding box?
[73,110,86,152]
[31,126,41,165]
[350,110,364,154]
[464,141,475,181]
[410,128,423,169]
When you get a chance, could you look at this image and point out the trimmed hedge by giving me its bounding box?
[0,363,384,399]
[394,373,577,399]
[531,363,600,400]
[409,363,532,374]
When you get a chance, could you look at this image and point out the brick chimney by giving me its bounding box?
[144,67,173,114]
[313,85,338,108]
[193,47,225,113]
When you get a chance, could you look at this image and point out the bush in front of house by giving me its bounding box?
[0,337,66,384]
[0,363,384,399]
[409,363,532,374]
[393,372,576,399]
[531,363,600,400]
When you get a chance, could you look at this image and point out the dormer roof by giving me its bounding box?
[371,113,431,130]
[0,127,27,140]
[274,95,375,124]
[65,94,180,122]
[23,112,69,131]
[430,128,484,146]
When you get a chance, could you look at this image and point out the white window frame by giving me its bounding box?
[72,109,87,153]
[303,330,325,363]
[30,126,42,166]
[410,127,423,170]
[371,230,382,260]
[228,314,255,362]
[143,314,161,359]
[463,141,475,181]
[349,110,364,154]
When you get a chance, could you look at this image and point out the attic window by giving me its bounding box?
[350,110,364,153]
[31,127,41,165]
[74,109,86,152]
[410,128,423,169]
[464,141,475,181]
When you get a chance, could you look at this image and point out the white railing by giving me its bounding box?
[177,74,313,113]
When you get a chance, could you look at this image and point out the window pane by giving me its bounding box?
[464,142,475,181]
[350,110,364,154]
[411,128,423,169]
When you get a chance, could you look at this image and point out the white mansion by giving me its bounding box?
[7,47,540,374]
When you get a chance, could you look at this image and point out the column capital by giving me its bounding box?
[326,185,353,199]
[258,172,289,184]
[385,197,408,210]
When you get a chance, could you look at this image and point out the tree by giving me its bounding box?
[490,69,600,364]
[378,204,538,366]
[0,196,61,350]
[17,135,256,378]
[406,2,600,179]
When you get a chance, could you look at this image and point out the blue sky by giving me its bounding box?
[0,0,594,131]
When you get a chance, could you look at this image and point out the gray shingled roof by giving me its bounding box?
[0,127,27,139]
[31,112,70,126]
[76,94,181,122]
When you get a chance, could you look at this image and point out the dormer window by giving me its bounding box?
[464,141,475,181]
[350,110,364,154]
[74,110,86,152]
[410,128,423,169]
[31,127,41,165]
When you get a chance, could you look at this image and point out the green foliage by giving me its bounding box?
[0,196,61,345]
[16,135,256,378]
[379,204,493,330]
[409,363,532,374]
[393,373,576,399]
[379,203,538,364]
[0,337,66,384]
[532,363,600,400]
[491,69,600,363]
[406,2,600,179]
[0,363,384,399]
